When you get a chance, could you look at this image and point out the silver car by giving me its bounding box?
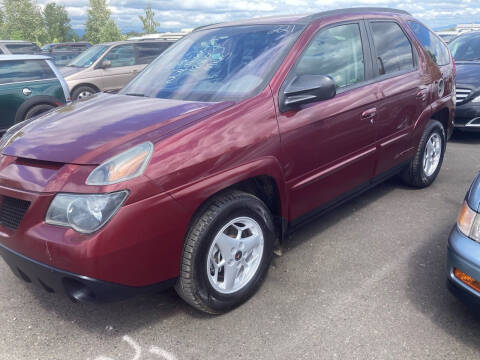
[60,40,173,100]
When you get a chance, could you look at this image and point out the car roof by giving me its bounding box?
[0,55,51,61]
[44,42,91,46]
[195,7,410,31]
[0,40,35,44]
[99,39,175,46]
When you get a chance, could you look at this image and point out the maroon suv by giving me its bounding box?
[0,8,454,313]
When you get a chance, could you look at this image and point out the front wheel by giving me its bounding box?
[175,191,275,314]
[24,104,55,121]
[402,120,446,188]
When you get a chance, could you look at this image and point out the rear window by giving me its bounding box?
[370,21,415,76]
[0,60,56,85]
[135,42,172,64]
[5,43,41,54]
[408,21,450,66]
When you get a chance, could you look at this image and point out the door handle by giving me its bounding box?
[361,108,377,123]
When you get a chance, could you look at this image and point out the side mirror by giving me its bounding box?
[101,60,112,69]
[281,74,336,111]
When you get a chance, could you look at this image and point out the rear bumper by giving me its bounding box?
[0,242,176,303]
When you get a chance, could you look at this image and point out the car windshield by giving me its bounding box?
[120,24,303,102]
[66,44,108,67]
[6,43,41,54]
[449,33,480,61]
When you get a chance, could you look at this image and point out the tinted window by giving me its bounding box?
[370,22,415,75]
[67,45,108,68]
[5,43,41,54]
[294,23,365,89]
[121,25,303,102]
[409,21,450,65]
[0,60,56,84]
[104,44,135,67]
[448,33,480,61]
[135,42,172,64]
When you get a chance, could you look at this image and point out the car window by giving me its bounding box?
[0,48,3,55]
[448,34,480,61]
[54,45,71,51]
[103,45,135,68]
[67,45,108,68]
[5,43,41,54]
[0,60,56,85]
[370,22,415,75]
[135,42,172,64]
[408,21,450,66]
[294,23,365,89]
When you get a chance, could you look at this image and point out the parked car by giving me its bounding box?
[448,32,480,131]
[60,39,174,100]
[41,42,92,66]
[436,31,459,44]
[0,55,70,132]
[0,40,41,55]
[448,172,480,307]
[0,8,454,314]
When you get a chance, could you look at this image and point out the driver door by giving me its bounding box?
[277,21,379,221]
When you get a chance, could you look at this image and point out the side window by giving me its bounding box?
[408,21,450,66]
[370,22,415,75]
[295,23,365,89]
[103,45,135,68]
[0,48,3,55]
[0,60,55,84]
[135,42,172,65]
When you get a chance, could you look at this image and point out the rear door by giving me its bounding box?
[100,44,137,92]
[277,21,378,220]
[366,20,426,175]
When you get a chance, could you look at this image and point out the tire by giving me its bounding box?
[72,85,97,100]
[175,191,275,314]
[402,120,446,188]
[24,104,55,121]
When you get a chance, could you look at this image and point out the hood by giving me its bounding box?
[59,66,85,78]
[455,61,480,89]
[2,93,233,165]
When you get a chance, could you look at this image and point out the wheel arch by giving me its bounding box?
[169,157,289,243]
[14,95,60,124]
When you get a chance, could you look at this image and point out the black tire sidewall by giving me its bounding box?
[418,122,446,186]
[193,197,274,312]
[24,104,55,120]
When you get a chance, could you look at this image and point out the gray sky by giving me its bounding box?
[36,0,480,32]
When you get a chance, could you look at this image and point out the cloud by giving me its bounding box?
[36,0,480,32]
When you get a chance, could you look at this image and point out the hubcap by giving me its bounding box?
[77,91,93,100]
[423,133,442,177]
[207,217,264,294]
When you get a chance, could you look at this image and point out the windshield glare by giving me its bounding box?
[120,25,302,102]
[67,45,108,67]
[449,34,480,61]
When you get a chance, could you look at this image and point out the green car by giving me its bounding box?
[0,55,70,132]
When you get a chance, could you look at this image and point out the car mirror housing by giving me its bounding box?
[101,60,112,69]
[281,74,336,111]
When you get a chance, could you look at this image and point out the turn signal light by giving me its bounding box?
[454,268,480,293]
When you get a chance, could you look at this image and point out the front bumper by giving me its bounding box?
[0,242,176,302]
[454,102,480,130]
[447,225,480,307]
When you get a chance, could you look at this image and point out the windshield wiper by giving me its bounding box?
[125,93,147,97]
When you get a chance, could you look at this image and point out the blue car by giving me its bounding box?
[448,172,480,306]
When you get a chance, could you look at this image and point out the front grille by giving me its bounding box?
[456,88,472,104]
[0,196,30,230]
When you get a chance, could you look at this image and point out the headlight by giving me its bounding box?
[46,191,129,234]
[472,96,480,103]
[86,142,154,185]
[457,201,480,241]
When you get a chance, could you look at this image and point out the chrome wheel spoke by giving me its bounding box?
[423,133,442,177]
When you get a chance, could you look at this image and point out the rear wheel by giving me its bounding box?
[72,85,97,100]
[23,103,55,121]
[175,191,275,314]
[402,120,446,188]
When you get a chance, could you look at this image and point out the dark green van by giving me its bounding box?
[0,55,70,132]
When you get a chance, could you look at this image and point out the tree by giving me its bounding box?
[84,0,123,44]
[0,0,47,44]
[43,2,71,43]
[139,3,159,34]
[0,8,5,38]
